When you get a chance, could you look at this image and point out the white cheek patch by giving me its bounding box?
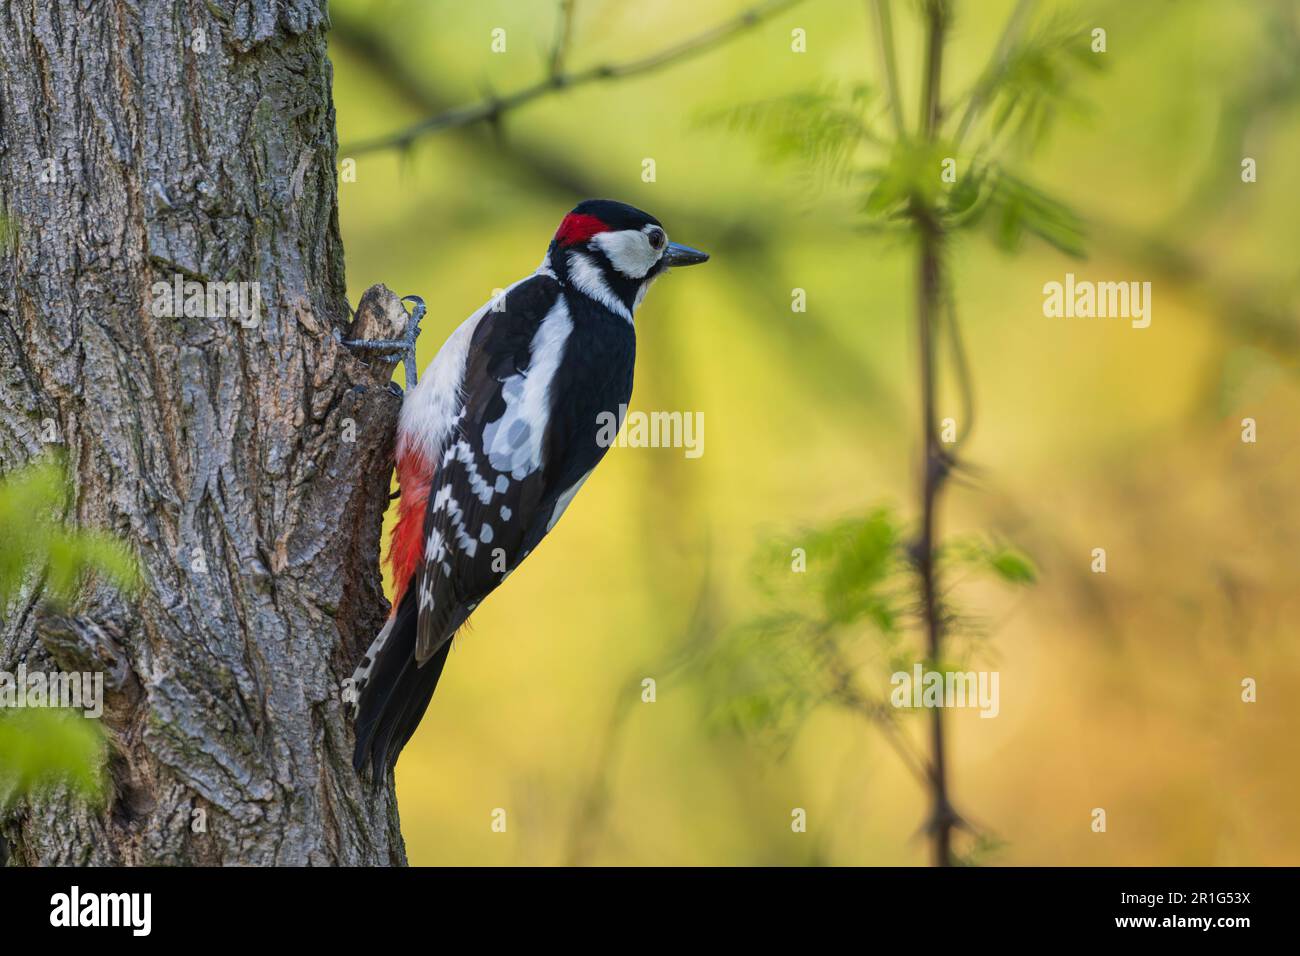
[592,228,661,279]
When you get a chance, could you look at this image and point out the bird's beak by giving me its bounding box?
[663,242,709,267]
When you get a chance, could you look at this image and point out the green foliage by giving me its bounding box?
[0,709,105,810]
[705,9,1102,261]
[0,459,133,804]
[705,509,1035,753]
[698,85,878,182]
[703,612,829,751]
[949,164,1087,258]
[953,828,1008,867]
[861,138,952,221]
[696,2,1075,866]
[752,509,906,628]
[944,533,1038,585]
[704,509,908,750]
[0,458,137,608]
[977,15,1103,157]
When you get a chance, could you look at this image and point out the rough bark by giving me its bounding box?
[0,0,408,864]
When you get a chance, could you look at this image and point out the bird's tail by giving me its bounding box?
[348,588,453,782]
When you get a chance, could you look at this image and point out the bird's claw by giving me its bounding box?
[339,294,426,393]
[395,295,425,392]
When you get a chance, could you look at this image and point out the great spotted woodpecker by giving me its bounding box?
[343,200,708,778]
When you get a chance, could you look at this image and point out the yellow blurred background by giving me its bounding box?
[328,0,1300,865]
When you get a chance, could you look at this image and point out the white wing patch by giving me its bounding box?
[398,270,550,465]
[445,440,496,505]
[482,297,573,478]
[397,307,480,467]
[427,483,479,559]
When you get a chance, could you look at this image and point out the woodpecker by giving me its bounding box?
[343,199,709,778]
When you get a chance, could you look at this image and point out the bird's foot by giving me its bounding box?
[339,294,426,392]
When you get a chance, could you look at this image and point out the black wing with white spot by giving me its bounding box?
[413,274,581,664]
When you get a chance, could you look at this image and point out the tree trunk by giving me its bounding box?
[0,0,408,864]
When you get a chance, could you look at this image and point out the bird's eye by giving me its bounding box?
[648,229,666,251]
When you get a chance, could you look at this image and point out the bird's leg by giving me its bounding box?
[339,295,426,392]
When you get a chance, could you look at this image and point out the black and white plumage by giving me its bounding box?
[346,200,708,778]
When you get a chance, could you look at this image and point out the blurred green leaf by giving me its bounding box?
[978,15,1103,155]
[816,511,903,626]
[989,550,1036,584]
[0,709,105,809]
[952,166,1087,258]
[706,511,1037,751]
[861,139,954,222]
[699,85,877,181]
[700,612,827,750]
[703,510,911,750]
[945,534,1038,585]
[0,458,137,608]
[0,459,131,806]
[752,508,907,630]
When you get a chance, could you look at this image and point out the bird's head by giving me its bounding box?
[547,199,708,320]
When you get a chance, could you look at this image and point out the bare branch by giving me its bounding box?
[549,0,577,79]
[912,0,956,869]
[344,0,811,156]
[869,0,906,137]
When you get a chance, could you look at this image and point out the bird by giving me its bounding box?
[342,199,709,779]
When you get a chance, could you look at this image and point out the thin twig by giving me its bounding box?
[549,0,577,79]
[943,280,976,449]
[828,659,932,786]
[344,0,810,156]
[869,0,907,138]
[912,0,956,869]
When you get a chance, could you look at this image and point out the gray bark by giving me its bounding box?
[0,0,407,864]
